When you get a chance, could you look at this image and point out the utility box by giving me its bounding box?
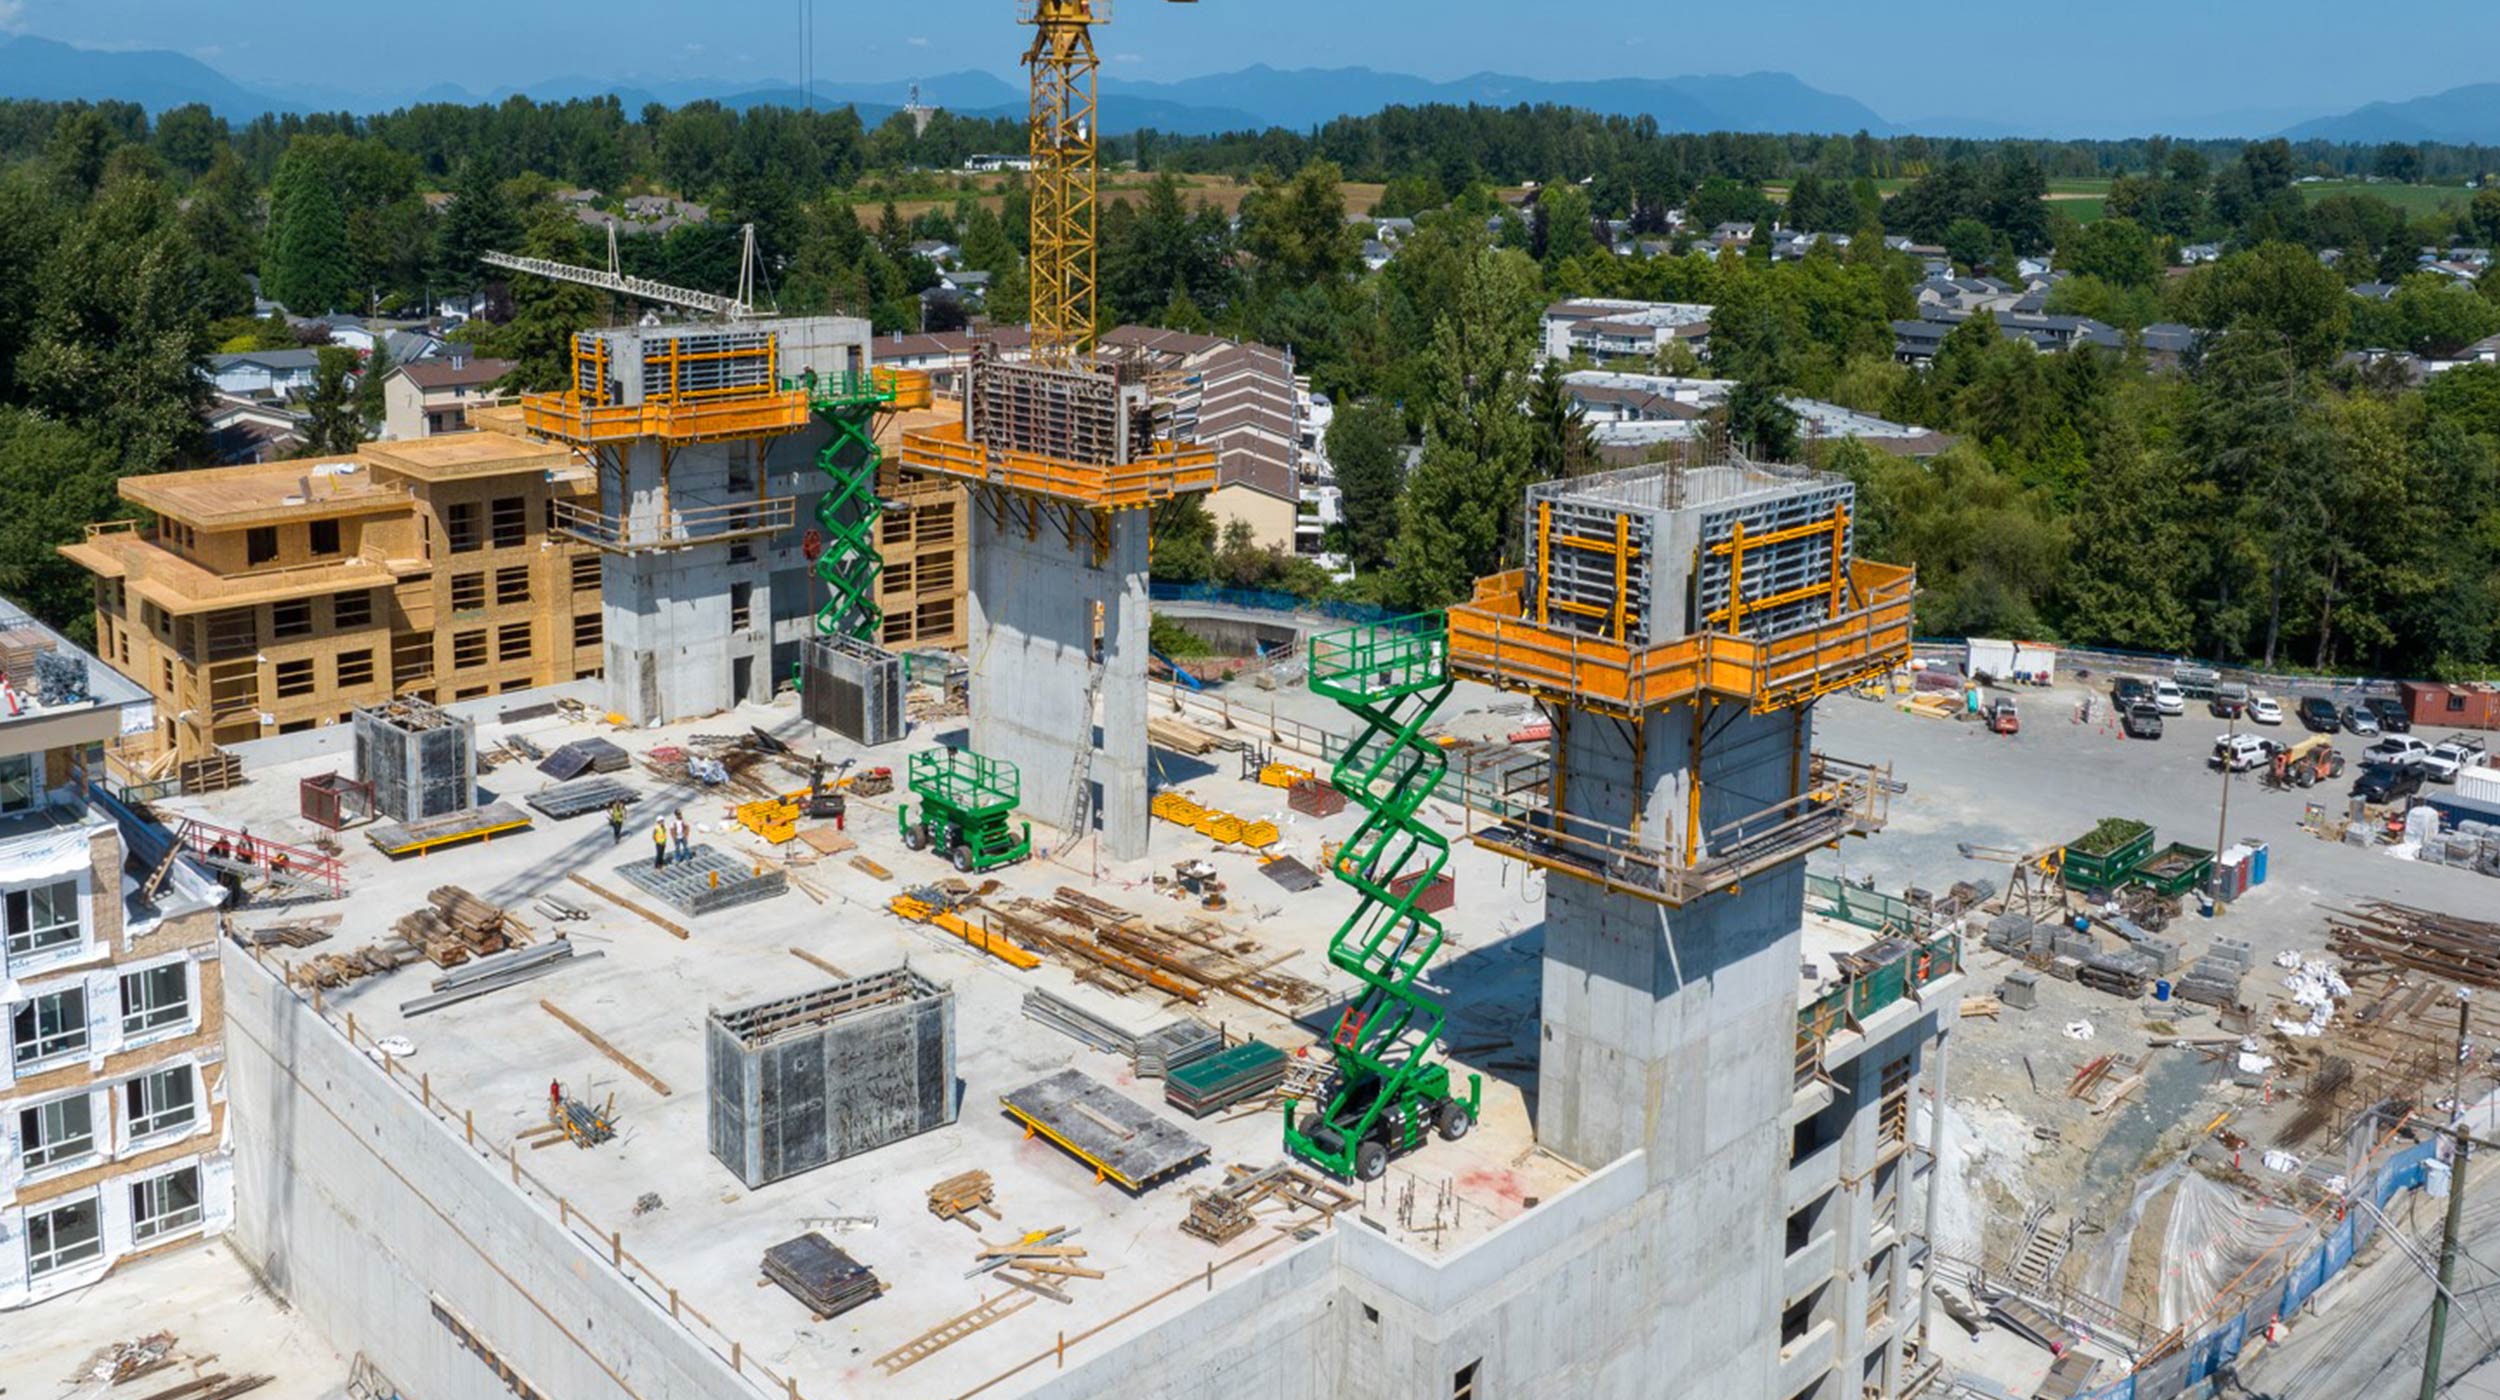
[352,698,477,822]
[800,634,907,746]
[707,969,956,1188]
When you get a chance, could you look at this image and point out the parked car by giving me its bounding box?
[2152,679,2186,715]
[2297,696,2341,732]
[2363,736,2431,769]
[2212,733,2269,772]
[2365,697,2411,734]
[2121,703,2165,740]
[2248,695,2284,726]
[2112,676,2155,709]
[2210,683,2250,719]
[2422,737,2490,784]
[2342,704,2382,737]
[2352,763,2422,806]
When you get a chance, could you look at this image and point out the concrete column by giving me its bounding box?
[965,500,1153,863]
[1528,695,1819,1398]
[1917,1026,1950,1358]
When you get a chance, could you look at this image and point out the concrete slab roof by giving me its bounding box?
[180,685,1587,1399]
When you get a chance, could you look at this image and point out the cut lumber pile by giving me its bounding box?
[393,886,531,968]
[245,914,339,948]
[762,1232,881,1320]
[928,1170,1000,1229]
[1146,716,1221,756]
[967,1226,1099,1305]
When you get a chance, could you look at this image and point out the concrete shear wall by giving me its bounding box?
[221,947,753,1400]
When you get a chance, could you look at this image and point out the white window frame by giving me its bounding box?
[130,1165,203,1243]
[10,985,87,1069]
[124,1064,196,1141]
[0,752,37,815]
[25,1194,102,1277]
[4,877,84,964]
[119,961,191,1038]
[18,1090,95,1170]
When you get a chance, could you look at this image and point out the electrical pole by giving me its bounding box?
[2425,996,2478,1400]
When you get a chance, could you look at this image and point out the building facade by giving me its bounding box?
[63,432,605,766]
[380,356,518,440]
[0,602,230,1310]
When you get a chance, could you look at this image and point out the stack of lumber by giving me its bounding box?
[1164,1040,1289,1117]
[392,886,531,969]
[762,1232,882,1320]
[1146,716,1222,756]
[927,1170,999,1229]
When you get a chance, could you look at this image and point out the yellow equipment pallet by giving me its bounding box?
[1256,762,1316,789]
[735,791,807,845]
[1152,791,1280,850]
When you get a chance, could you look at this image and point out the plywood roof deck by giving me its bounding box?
[363,429,575,482]
[121,458,410,529]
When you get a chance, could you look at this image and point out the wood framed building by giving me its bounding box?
[62,432,605,768]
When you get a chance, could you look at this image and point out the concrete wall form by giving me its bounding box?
[705,971,956,1189]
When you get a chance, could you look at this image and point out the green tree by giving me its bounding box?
[1942,217,1994,273]
[2473,188,2500,249]
[1392,245,1540,607]
[436,156,522,292]
[2177,241,2351,372]
[299,347,367,455]
[1324,399,1406,574]
[0,411,118,641]
[265,144,358,312]
[1238,160,1360,294]
[1526,359,1596,480]
[2060,217,2160,289]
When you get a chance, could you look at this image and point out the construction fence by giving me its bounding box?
[2069,1126,2440,1400]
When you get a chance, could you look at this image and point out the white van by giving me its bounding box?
[2152,679,2185,715]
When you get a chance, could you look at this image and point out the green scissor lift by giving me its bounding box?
[792,370,899,667]
[1284,616,1481,1182]
[899,747,1034,873]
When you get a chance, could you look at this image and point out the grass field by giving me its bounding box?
[861,173,1397,225]
[2294,178,2479,215]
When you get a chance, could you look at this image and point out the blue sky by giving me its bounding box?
[20,0,2500,129]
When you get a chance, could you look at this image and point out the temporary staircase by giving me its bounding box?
[794,368,932,657]
[1284,617,1479,1181]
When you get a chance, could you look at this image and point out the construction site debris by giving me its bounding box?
[1181,1161,1356,1244]
[762,1232,882,1320]
[399,939,600,1017]
[392,885,532,967]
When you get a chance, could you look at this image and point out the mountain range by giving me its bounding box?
[4,34,2498,145]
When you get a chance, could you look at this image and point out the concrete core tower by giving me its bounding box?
[1447,456,1925,1395]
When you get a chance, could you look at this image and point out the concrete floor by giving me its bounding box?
[175,687,1585,1400]
[154,657,2500,1399]
[0,1240,348,1400]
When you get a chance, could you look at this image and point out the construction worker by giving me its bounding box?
[606,800,626,845]
[670,810,690,862]
[652,818,669,869]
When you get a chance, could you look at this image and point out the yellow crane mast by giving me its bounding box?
[1020,0,1195,365]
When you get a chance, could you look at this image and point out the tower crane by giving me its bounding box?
[1021,0,1196,365]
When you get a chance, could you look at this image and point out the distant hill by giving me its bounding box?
[0,35,276,116]
[2281,83,2500,144]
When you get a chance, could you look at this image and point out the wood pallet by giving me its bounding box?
[288,943,424,989]
[392,886,532,968]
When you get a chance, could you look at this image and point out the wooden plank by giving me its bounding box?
[540,1000,672,1097]
[567,874,690,940]
[873,1292,1034,1374]
[790,946,852,981]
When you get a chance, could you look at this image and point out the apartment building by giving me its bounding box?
[62,431,605,767]
[0,600,231,1310]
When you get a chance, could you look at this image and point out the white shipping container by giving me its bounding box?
[1967,638,2017,679]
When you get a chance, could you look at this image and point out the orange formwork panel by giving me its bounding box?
[1448,559,1917,718]
[898,421,1217,511]
[520,390,813,447]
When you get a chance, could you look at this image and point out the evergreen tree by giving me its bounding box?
[436,157,522,292]
[299,347,367,456]
[265,146,357,313]
[479,208,603,392]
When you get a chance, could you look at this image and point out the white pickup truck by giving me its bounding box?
[2363,735,2433,769]
[2420,737,2490,784]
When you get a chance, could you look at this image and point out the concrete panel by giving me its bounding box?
[965,502,1151,861]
